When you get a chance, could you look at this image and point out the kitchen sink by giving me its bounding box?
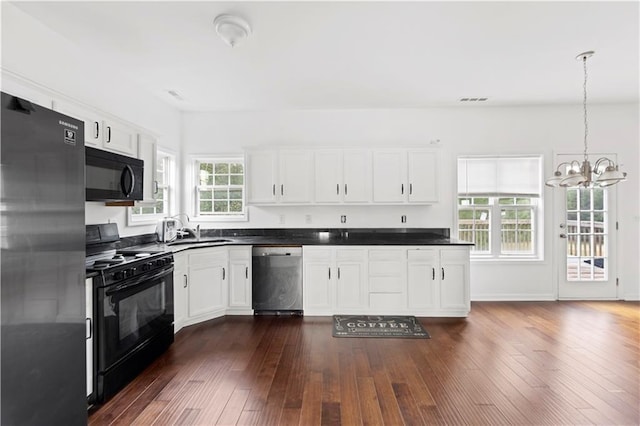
[167,238,231,246]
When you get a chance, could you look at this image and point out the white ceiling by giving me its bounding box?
[11,1,640,111]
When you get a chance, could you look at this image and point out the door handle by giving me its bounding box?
[559,234,567,239]
[86,318,92,340]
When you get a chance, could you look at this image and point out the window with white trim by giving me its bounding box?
[130,150,174,223]
[195,158,246,219]
[457,156,543,259]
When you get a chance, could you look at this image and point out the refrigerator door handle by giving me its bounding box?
[86,318,92,339]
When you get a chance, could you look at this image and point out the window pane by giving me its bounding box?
[566,190,577,210]
[459,198,472,205]
[230,175,244,185]
[214,189,228,200]
[199,190,213,200]
[516,198,531,205]
[214,201,228,212]
[229,189,242,200]
[230,163,243,173]
[131,206,141,214]
[214,175,229,185]
[214,163,229,174]
[141,206,155,215]
[230,201,243,212]
[593,188,604,210]
[473,198,489,205]
[498,198,514,205]
[579,190,591,210]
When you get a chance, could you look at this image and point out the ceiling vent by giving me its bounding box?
[459,98,488,102]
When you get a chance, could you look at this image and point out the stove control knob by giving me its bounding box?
[113,271,124,280]
[124,268,136,278]
[141,262,152,272]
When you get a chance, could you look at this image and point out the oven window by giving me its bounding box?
[117,282,166,342]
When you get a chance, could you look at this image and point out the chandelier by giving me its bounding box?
[545,51,627,188]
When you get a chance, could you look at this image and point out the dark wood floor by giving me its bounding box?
[89,301,640,425]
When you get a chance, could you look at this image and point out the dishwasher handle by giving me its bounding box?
[252,246,302,257]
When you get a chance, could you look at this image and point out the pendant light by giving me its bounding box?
[545,51,627,188]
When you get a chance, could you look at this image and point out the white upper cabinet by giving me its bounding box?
[314,149,370,203]
[279,150,313,203]
[103,119,137,156]
[246,149,313,204]
[52,98,138,157]
[372,149,439,204]
[137,133,158,203]
[407,150,439,203]
[246,150,278,204]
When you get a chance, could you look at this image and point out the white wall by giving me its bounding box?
[1,2,182,237]
[182,104,639,300]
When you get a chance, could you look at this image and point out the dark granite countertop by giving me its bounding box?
[119,228,473,254]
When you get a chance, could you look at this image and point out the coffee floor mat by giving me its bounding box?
[332,315,430,338]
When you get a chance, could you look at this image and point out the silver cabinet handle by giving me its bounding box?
[401,184,404,194]
[328,267,331,280]
[183,274,188,288]
[338,267,341,280]
[344,184,348,195]
[409,183,413,195]
[153,180,159,195]
[337,184,339,195]
[106,126,111,143]
[442,268,445,280]
[222,267,226,280]
[432,267,435,280]
[560,234,567,238]
[281,184,284,196]
[272,184,276,196]
[246,266,249,279]
[94,122,100,139]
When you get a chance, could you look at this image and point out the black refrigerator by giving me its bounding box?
[1,92,87,425]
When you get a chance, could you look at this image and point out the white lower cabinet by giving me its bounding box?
[227,246,252,314]
[303,247,367,315]
[173,246,253,333]
[303,245,470,317]
[407,247,470,316]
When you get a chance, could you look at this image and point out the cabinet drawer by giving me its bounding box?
[369,261,402,276]
[303,248,332,261]
[370,277,403,293]
[189,248,226,266]
[407,249,436,261]
[368,249,404,261]
[336,249,367,262]
[369,293,406,309]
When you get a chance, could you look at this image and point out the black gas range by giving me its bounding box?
[86,224,174,406]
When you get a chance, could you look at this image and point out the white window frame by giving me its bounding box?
[192,156,248,222]
[457,155,544,261]
[128,149,175,225]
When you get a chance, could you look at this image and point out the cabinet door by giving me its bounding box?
[52,99,102,147]
[279,150,313,203]
[407,249,438,310]
[188,264,224,317]
[343,150,371,203]
[439,249,470,312]
[335,261,366,310]
[173,253,188,332]
[103,119,137,156]
[228,247,251,309]
[408,150,439,203]
[314,150,343,203]
[303,247,333,313]
[246,150,277,204]
[137,133,158,202]
[372,150,406,203]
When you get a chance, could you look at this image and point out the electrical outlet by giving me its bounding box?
[279,214,286,224]
[340,215,347,224]
[401,215,407,223]
[305,214,312,224]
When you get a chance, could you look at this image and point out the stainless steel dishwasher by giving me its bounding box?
[252,246,303,315]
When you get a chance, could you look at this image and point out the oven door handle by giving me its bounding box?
[106,266,174,296]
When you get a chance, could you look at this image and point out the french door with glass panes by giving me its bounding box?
[554,155,618,299]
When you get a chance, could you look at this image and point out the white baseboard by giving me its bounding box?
[471,294,556,301]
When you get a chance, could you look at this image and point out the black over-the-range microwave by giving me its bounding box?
[85,146,144,201]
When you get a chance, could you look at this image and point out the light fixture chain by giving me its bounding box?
[583,55,589,162]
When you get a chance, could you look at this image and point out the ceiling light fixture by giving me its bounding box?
[213,14,251,48]
[545,51,627,188]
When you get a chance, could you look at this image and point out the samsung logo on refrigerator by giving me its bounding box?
[59,119,78,130]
